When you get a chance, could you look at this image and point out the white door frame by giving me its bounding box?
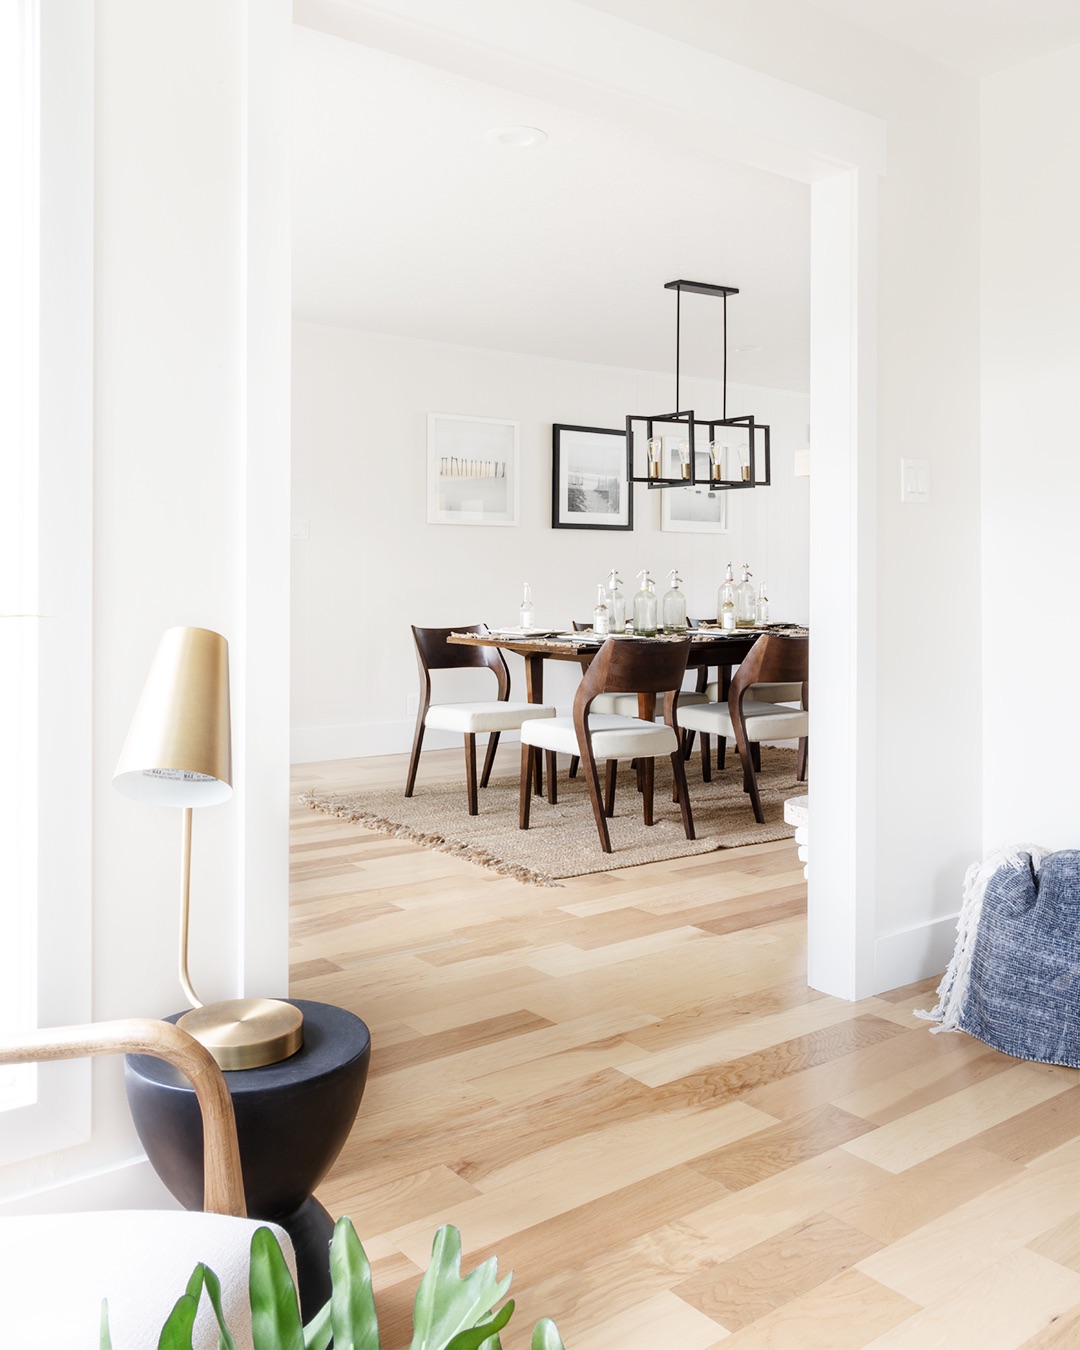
[294,0,885,997]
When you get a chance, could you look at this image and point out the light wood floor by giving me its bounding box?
[292,745,1080,1348]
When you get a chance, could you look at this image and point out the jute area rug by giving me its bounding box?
[300,748,804,887]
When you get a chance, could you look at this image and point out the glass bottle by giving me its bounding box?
[717,563,736,631]
[606,568,626,632]
[735,563,756,628]
[632,570,658,636]
[662,569,688,633]
[519,582,534,630]
[754,582,769,627]
[593,583,610,635]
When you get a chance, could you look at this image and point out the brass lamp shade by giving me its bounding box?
[113,626,232,806]
[113,626,302,1070]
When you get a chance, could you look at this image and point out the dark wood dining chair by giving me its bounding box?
[567,621,707,779]
[406,624,556,814]
[678,634,808,823]
[519,637,695,853]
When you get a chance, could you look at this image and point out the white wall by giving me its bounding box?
[0,0,292,1214]
[291,324,810,761]
[981,45,1080,850]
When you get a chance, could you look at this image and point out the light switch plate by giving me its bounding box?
[900,458,929,503]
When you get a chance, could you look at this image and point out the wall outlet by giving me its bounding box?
[406,692,419,715]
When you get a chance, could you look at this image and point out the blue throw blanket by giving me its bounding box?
[920,845,1080,1068]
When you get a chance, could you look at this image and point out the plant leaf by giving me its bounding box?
[249,1226,305,1350]
[303,1300,333,1350]
[409,1226,513,1350]
[157,1292,199,1350]
[100,1298,112,1350]
[531,1318,566,1350]
[328,1216,380,1350]
[443,1299,514,1350]
[199,1263,237,1350]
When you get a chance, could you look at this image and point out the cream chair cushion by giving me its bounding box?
[0,1210,295,1350]
[679,699,808,743]
[591,691,707,716]
[703,680,803,704]
[522,713,678,760]
[424,701,555,733]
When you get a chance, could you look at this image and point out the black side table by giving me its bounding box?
[125,999,370,1320]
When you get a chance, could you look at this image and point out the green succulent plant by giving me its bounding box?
[100,1219,565,1350]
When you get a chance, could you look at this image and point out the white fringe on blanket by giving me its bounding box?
[916,842,1052,1032]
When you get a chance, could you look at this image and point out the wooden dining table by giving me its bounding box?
[448,625,808,716]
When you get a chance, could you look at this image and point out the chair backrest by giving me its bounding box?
[0,1018,246,1217]
[575,637,692,713]
[410,624,510,701]
[729,635,808,710]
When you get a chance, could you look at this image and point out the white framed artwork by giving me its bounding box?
[427,413,519,526]
[660,433,729,534]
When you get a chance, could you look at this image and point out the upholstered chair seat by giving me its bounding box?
[424,700,554,734]
[522,712,678,761]
[680,698,808,745]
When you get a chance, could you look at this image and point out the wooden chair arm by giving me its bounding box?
[0,1018,246,1218]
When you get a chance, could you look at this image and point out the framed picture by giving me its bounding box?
[428,413,519,526]
[551,424,632,531]
[661,433,729,533]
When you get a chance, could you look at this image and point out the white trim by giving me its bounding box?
[874,915,959,997]
[0,0,94,1164]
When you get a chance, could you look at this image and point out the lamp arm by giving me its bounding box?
[179,806,204,1009]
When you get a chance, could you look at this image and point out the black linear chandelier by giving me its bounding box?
[626,279,771,491]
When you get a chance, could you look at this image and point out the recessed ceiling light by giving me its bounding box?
[484,126,548,149]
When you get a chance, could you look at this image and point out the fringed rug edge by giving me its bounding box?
[299,791,561,888]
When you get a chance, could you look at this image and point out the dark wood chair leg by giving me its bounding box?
[480,731,500,788]
[464,734,479,815]
[750,742,761,772]
[533,744,544,797]
[682,729,696,762]
[405,716,426,797]
[797,736,808,781]
[569,755,579,779]
[519,743,534,829]
[604,760,617,817]
[580,747,613,853]
[641,757,655,826]
[701,733,712,783]
[545,750,558,804]
[670,749,696,840]
[736,734,765,824]
[717,735,727,771]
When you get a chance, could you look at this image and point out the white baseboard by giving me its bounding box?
[873,914,957,995]
[290,719,525,766]
[0,1157,174,1217]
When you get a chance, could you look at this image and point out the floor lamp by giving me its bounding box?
[113,626,303,1070]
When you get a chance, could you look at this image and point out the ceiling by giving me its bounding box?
[292,2,1080,394]
[807,0,1080,77]
[291,27,811,393]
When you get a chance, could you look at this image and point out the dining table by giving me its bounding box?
[448,624,809,720]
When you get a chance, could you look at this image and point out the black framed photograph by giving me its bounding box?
[551,424,633,531]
